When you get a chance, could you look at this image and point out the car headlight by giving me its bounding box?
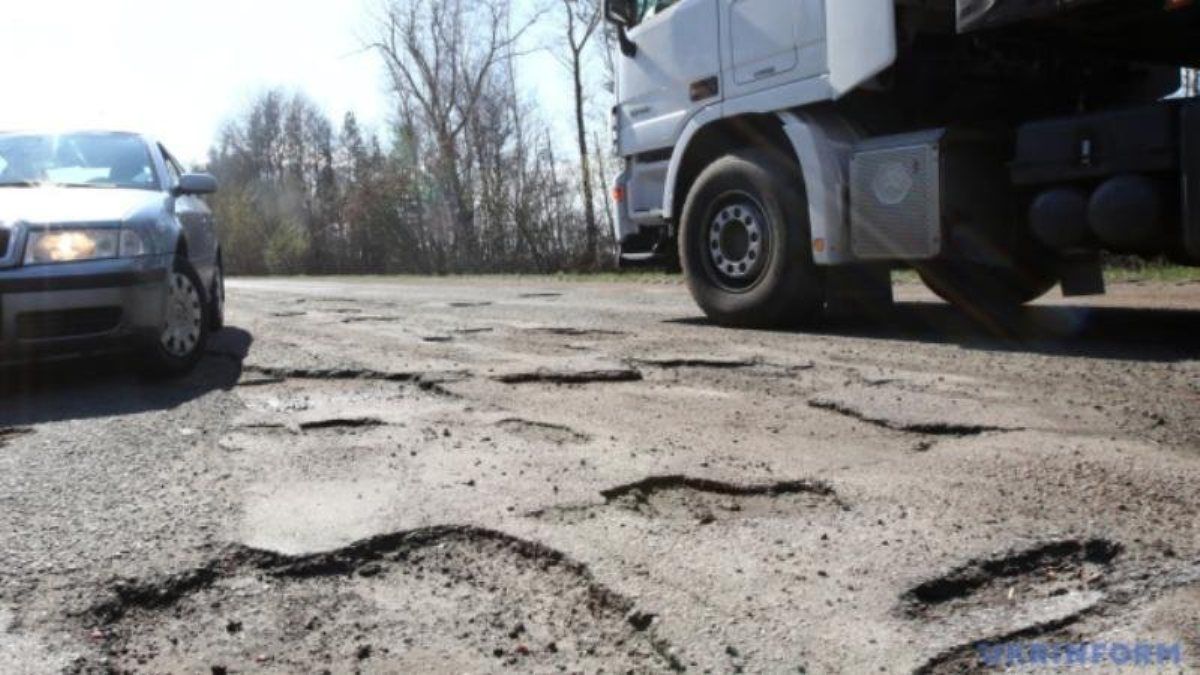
[24,228,148,265]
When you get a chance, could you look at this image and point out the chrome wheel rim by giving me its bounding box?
[705,193,768,290]
[162,271,202,358]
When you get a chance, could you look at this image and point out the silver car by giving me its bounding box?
[0,131,224,376]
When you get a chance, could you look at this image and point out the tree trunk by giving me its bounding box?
[572,52,599,270]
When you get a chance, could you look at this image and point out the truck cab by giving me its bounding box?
[606,0,1200,327]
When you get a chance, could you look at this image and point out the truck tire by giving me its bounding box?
[917,261,1056,317]
[679,149,824,328]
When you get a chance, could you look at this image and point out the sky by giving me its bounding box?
[0,0,578,165]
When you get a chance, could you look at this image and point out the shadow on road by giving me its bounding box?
[0,327,252,427]
[669,302,1200,363]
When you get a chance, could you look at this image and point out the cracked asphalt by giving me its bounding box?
[1,277,1199,673]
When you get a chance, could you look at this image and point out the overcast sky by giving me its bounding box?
[0,0,576,164]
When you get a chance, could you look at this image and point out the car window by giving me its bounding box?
[159,145,183,188]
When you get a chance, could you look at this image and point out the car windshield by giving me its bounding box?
[0,132,157,190]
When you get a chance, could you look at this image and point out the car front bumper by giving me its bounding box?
[0,255,173,363]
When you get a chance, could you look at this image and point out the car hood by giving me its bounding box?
[0,187,168,227]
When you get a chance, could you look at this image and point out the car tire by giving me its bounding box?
[143,257,210,379]
[679,149,824,328]
[210,255,226,332]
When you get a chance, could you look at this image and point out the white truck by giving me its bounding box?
[604,0,1200,327]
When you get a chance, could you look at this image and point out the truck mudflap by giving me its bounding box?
[1185,101,1200,261]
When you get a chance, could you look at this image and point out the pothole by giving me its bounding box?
[808,386,1026,436]
[631,356,760,370]
[533,476,840,525]
[0,427,33,449]
[914,574,1200,673]
[340,315,401,324]
[913,611,1091,675]
[496,418,591,445]
[297,416,387,432]
[242,365,468,395]
[902,539,1122,620]
[82,527,680,673]
[449,301,493,308]
[493,367,643,385]
[530,327,627,338]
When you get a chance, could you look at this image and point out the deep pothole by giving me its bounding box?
[901,539,1122,620]
[82,527,681,673]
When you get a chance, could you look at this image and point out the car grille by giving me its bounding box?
[16,307,123,340]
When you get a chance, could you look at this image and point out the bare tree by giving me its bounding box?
[554,0,603,268]
[372,0,538,270]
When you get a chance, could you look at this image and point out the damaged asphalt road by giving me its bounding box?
[1,277,1199,673]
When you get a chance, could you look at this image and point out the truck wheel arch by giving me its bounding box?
[666,109,862,267]
[665,113,798,225]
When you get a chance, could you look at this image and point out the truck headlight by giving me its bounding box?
[24,228,147,265]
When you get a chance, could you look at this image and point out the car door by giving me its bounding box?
[160,145,216,282]
[616,0,722,156]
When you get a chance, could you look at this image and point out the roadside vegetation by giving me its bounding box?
[208,0,615,277]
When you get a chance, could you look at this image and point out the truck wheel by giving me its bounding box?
[679,149,824,328]
[917,261,1056,317]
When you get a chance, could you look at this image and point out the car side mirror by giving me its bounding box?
[604,0,639,57]
[175,173,218,196]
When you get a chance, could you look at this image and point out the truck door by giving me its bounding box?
[722,0,825,100]
[616,0,721,156]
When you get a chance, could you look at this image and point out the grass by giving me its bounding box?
[1104,264,1200,284]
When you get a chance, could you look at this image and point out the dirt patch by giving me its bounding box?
[497,418,591,445]
[534,476,840,525]
[519,293,563,299]
[83,527,681,673]
[902,539,1122,620]
[494,368,643,385]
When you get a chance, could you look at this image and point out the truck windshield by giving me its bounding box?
[0,132,158,190]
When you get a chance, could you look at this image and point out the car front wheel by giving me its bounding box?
[143,257,210,378]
